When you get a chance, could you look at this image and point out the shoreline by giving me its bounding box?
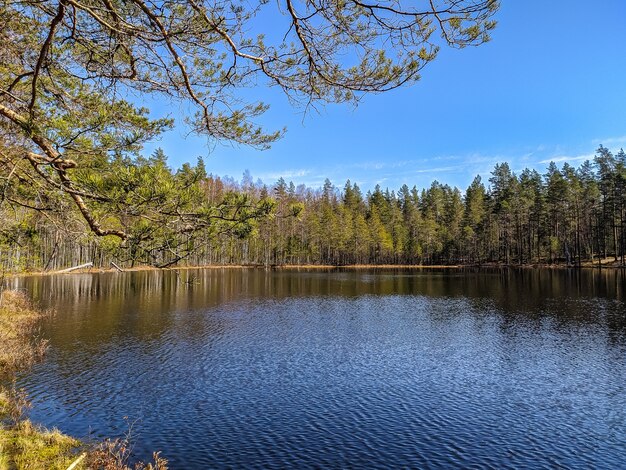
[7,260,626,278]
[0,290,166,469]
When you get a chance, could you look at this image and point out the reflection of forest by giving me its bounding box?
[15,267,626,301]
[12,268,626,347]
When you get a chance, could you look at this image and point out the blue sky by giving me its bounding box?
[147,0,626,192]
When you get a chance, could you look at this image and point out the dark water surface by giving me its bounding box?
[11,268,626,469]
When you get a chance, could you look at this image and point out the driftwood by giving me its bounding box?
[110,261,124,272]
[66,453,86,470]
[57,262,93,273]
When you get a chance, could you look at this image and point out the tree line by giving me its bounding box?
[1,145,624,272]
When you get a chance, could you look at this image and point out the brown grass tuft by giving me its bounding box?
[88,437,168,470]
[0,290,50,379]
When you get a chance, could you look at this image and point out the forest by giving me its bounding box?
[1,145,624,272]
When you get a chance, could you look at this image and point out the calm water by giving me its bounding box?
[11,268,626,469]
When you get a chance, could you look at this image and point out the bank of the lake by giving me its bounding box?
[7,258,626,279]
[0,290,83,469]
[0,290,168,470]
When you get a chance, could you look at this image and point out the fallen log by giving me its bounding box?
[66,453,86,470]
[57,262,93,273]
[111,261,124,272]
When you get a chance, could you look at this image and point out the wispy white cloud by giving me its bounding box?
[355,162,386,170]
[436,154,464,162]
[412,165,461,174]
[538,153,593,164]
[347,160,412,171]
[592,136,626,146]
[255,169,311,181]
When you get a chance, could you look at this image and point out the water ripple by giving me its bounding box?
[14,270,626,469]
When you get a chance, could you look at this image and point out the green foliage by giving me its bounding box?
[1,0,497,254]
[0,420,82,470]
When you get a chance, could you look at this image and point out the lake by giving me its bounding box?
[11,268,626,468]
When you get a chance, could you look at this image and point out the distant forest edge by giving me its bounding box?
[1,145,625,272]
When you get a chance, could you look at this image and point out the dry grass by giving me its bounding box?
[0,290,80,469]
[88,438,168,470]
[0,387,30,425]
[0,290,49,379]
